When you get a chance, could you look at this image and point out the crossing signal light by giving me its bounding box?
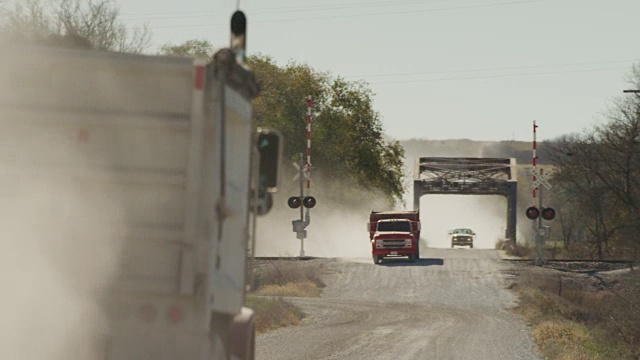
[541,207,556,221]
[525,206,540,220]
[288,196,301,209]
[303,196,316,209]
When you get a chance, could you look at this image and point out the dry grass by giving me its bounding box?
[246,295,305,334]
[245,260,326,334]
[494,239,619,260]
[532,321,588,356]
[251,260,325,291]
[255,280,322,297]
[511,270,640,359]
[251,260,325,297]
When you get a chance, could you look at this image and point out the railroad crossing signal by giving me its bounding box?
[288,196,302,209]
[303,196,316,208]
[530,168,552,190]
[292,162,311,181]
[288,196,316,209]
[525,206,540,220]
[541,207,555,220]
[525,206,555,221]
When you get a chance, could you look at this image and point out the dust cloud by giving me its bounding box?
[255,201,373,258]
[0,147,127,359]
[256,151,509,256]
[255,188,507,255]
[0,53,126,359]
[419,195,506,249]
[255,173,392,258]
[0,174,125,360]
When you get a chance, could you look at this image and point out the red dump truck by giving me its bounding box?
[368,211,421,264]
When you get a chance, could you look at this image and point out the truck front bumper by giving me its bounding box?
[452,240,473,246]
[372,249,416,257]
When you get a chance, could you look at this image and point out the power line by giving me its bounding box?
[119,0,472,19]
[367,66,630,85]
[256,0,545,21]
[345,59,640,79]
[137,0,544,28]
[250,0,468,15]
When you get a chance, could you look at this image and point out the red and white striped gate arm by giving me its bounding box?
[532,120,538,201]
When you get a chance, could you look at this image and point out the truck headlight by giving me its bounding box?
[405,239,412,248]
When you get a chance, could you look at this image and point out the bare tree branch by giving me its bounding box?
[1,0,150,52]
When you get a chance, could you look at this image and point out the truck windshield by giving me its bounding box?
[377,221,411,232]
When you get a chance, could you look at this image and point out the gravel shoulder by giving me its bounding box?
[256,248,540,360]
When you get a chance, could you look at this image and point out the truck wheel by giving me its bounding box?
[470,244,473,249]
[451,243,454,248]
[408,254,417,263]
[372,255,383,264]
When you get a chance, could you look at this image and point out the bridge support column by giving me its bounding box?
[506,180,517,243]
[413,181,422,210]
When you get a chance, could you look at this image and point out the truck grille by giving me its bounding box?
[381,239,406,249]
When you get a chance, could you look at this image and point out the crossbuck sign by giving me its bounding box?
[530,168,552,190]
[292,162,311,181]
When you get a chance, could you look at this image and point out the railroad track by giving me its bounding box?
[502,258,636,264]
[253,257,637,263]
[502,258,637,273]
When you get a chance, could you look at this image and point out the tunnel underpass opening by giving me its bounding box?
[419,195,506,249]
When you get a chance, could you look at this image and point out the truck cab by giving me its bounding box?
[368,211,421,264]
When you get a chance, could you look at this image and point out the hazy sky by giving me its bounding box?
[116,0,640,142]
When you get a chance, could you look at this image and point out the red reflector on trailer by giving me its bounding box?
[167,305,184,324]
[77,128,89,143]
[194,66,205,90]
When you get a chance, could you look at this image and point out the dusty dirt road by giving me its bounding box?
[256,248,539,360]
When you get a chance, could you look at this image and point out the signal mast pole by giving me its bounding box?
[533,121,545,265]
[290,97,314,258]
[298,153,305,257]
[305,95,312,227]
[526,121,555,265]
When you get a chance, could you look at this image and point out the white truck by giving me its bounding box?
[0,11,275,360]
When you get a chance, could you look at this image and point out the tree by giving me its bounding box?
[247,55,405,206]
[159,39,215,59]
[117,37,407,205]
[549,68,640,259]
[550,135,626,259]
[0,0,150,52]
